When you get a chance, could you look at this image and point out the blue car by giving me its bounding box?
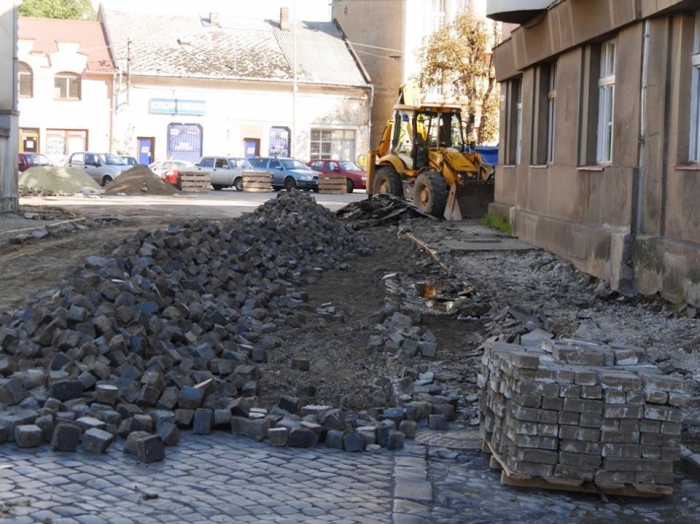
[250,157,319,191]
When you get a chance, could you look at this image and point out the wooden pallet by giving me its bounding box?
[319,175,347,194]
[483,441,672,498]
[178,171,211,192]
[242,172,272,193]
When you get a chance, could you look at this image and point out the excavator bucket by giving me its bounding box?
[444,184,463,221]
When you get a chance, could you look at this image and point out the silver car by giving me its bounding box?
[66,152,131,186]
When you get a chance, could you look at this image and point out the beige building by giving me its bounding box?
[488,0,700,306]
[332,0,491,149]
[99,7,371,165]
[17,18,115,165]
[1,0,19,212]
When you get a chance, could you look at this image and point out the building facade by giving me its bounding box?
[17,18,115,165]
[488,0,700,306]
[331,0,491,149]
[99,7,372,165]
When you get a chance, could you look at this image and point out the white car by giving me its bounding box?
[148,160,194,178]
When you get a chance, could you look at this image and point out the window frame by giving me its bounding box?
[18,62,33,98]
[54,72,81,100]
[310,128,356,161]
[596,40,616,165]
[505,77,522,165]
[689,13,700,163]
[546,63,557,165]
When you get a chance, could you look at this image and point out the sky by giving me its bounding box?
[90,0,332,21]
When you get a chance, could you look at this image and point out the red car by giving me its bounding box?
[307,159,366,193]
[18,153,53,172]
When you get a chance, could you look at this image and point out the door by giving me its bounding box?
[243,138,260,159]
[137,137,155,165]
[268,158,283,186]
[167,123,203,163]
[20,128,39,153]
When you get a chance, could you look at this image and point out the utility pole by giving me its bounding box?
[292,0,297,158]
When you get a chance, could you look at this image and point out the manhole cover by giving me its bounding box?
[415,428,483,450]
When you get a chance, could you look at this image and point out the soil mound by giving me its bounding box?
[19,166,102,194]
[103,165,180,196]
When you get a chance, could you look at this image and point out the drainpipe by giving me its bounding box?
[625,20,650,295]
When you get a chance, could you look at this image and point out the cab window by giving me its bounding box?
[215,158,228,168]
[269,159,281,170]
[200,158,215,168]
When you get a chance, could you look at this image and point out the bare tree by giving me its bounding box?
[415,10,501,145]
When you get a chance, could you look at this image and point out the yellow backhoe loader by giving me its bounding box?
[367,85,494,220]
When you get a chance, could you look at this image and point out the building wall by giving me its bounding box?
[114,78,370,164]
[0,0,18,212]
[17,40,113,164]
[489,0,700,305]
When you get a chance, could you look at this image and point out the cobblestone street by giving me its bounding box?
[1,430,699,523]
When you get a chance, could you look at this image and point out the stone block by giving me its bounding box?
[288,427,318,448]
[0,378,27,406]
[193,409,213,435]
[95,384,119,406]
[35,414,54,443]
[325,429,344,449]
[428,414,447,430]
[231,416,250,436]
[15,424,42,448]
[174,409,194,428]
[177,386,204,409]
[51,422,82,451]
[387,430,405,450]
[156,421,180,446]
[136,435,165,463]
[124,431,151,454]
[399,420,417,438]
[343,431,364,452]
[246,418,271,442]
[278,395,299,413]
[82,428,115,454]
[50,380,84,402]
[268,427,288,447]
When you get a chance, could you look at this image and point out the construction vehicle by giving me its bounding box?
[367,85,495,220]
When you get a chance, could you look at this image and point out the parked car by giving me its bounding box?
[18,153,53,172]
[149,160,194,185]
[65,152,131,186]
[192,156,255,191]
[250,157,319,191]
[306,159,366,193]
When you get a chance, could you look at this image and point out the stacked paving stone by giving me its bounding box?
[478,338,692,492]
[0,191,385,458]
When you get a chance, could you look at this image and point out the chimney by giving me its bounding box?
[210,12,220,26]
[280,7,290,30]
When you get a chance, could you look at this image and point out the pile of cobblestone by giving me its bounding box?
[478,338,691,495]
[1,191,430,460]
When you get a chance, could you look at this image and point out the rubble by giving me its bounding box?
[0,191,466,457]
[336,194,433,230]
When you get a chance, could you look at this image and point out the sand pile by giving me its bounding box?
[103,165,180,196]
[19,166,102,194]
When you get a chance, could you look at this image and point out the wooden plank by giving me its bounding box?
[500,473,669,498]
[242,172,272,192]
[319,175,347,194]
[486,441,531,481]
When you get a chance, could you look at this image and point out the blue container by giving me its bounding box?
[474,146,498,166]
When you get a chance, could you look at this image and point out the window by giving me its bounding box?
[432,0,445,32]
[547,63,557,164]
[199,158,215,168]
[46,129,87,157]
[214,158,229,168]
[690,14,700,162]
[54,72,81,100]
[505,78,522,165]
[533,63,557,165]
[18,62,33,97]
[310,129,356,161]
[70,153,85,165]
[597,40,615,164]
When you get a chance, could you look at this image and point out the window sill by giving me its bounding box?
[530,164,549,169]
[577,165,607,172]
[674,164,700,171]
[54,98,81,101]
[502,164,518,168]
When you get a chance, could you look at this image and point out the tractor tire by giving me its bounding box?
[373,166,402,196]
[414,171,449,218]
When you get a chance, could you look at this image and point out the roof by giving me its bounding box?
[99,8,370,88]
[18,17,114,73]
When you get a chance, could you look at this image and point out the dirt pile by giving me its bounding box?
[19,166,102,195]
[337,194,433,229]
[103,166,180,196]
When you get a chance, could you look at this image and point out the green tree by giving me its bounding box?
[415,10,501,144]
[19,0,96,20]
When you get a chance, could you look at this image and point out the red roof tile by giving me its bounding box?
[19,17,114,73]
